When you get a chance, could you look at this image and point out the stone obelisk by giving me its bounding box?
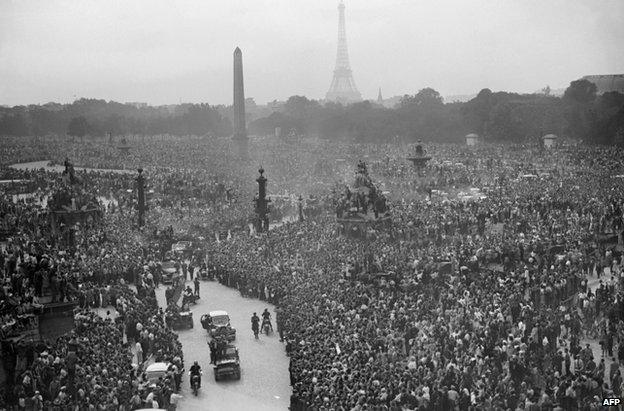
[233,47,247,142]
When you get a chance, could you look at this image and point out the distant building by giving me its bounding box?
[162,105,178,114]
[542,134,558,148]
[465,133,479,146]
[245,97,272,123]
[267,100,285,112]
[245,98,257,110]
[376,95,402,109]
[581,74,624,94]
[445,94,477,103]
[125,102,148,109]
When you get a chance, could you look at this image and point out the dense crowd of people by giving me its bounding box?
[1,135,624,410]
[199,139,624,410]
[0,160,185,408]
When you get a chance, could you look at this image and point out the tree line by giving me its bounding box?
[0,99,232,138]
[249,80,624,145]
[1,80,623,144]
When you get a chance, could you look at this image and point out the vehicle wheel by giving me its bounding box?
[190,321,194,329]
[235,372,241,380]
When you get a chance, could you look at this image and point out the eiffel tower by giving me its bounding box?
[326,0,362,104]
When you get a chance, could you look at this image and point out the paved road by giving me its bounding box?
[157,278,291,411]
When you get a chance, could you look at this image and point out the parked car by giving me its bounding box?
[171,241,193,257]
[145,362,171,383]
[201,310,236,341]
[214,344,241,381]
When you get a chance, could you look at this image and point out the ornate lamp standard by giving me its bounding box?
[254,168,271,232]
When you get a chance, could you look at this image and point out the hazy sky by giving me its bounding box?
[1,0,623,106]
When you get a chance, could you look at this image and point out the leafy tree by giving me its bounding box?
[282,96,321,134]
[2,86,622,146]
[67,116,89,138]
[488,102,521,142]
[461,88,494,137]
[614,126,624,146]
[395,88,447,142]
[563,79,597,104]
[591,99,624,145]
[0,113,29,136]
[399,88,443,108]
[249,112,298,136]
[563,80,598,141]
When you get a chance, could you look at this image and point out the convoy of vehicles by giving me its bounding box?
[156,242,246,391]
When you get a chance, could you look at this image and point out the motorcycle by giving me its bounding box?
[190,372,202,396]
[261,319,273,336]
[182,293,199,306]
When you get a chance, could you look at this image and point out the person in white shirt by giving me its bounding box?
[135,341,143,364]
[145,389,154,405]
[169,393,183,410]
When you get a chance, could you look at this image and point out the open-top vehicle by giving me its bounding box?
[201,310,236,341]
[214,344,241,381]
[165,304,193,330]
[160,260,178,284]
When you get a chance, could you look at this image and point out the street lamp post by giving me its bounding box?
[254,167,271,232]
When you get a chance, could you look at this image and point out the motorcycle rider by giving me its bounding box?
[275,307,284,341]
[251,312,260,339]
[189,361,202,388]
[261,308,273,332]
[183,286,194,305]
